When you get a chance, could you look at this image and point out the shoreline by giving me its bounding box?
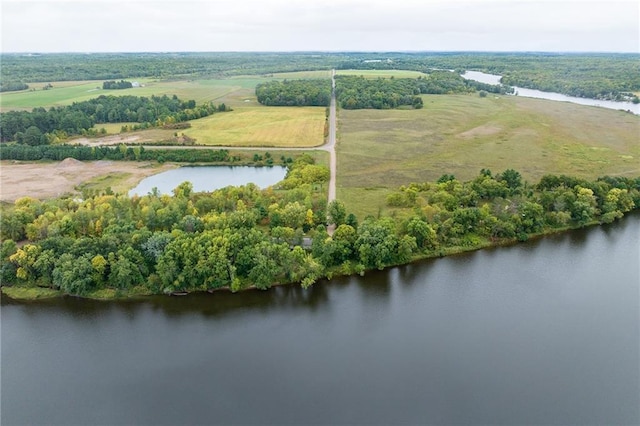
[0,219,612,302]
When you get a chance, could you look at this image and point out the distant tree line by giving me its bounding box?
[0,95,226,143]
[103,80,133,90]
[256,79,331,106]
[0,81,29,92]
[3,52,637,102]
[334,72,507,109]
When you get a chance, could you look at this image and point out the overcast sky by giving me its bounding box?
[1,0,638,53]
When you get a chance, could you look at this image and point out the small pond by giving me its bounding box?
[129,166,287,196]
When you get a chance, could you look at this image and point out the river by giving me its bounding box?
[463,70,640,115]
[2,215,638,425]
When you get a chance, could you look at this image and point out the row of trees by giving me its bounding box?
[255,79,332,106]
[2,164,637,297]
[334,72,491,109]
[0,144,233,163]
[102,80,133,90]
[0,81,29,92]
[0,95,224,143]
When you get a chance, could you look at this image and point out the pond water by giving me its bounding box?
[2,215,639,425]
[128,166,287,196]
[463,70,640,115]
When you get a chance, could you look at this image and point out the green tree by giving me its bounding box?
[327,200,347,226]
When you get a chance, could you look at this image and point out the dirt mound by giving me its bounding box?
[56,158,85,169]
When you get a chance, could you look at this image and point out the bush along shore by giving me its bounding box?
[2,166,639,300]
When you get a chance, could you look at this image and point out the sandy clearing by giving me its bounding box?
[0,160,174,201]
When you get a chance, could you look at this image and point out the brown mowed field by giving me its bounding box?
[337,93,640,218]
[0,160,174,201]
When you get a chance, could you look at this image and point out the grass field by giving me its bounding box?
[336,69,429,79]
[184,106,326,147]
[337,94,640,218]
[0,77,265,111]
[1,71,333,112]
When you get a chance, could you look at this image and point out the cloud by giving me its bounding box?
[1,0,638,52]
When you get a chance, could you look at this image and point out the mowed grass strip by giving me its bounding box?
[184,107,326,147]
[337,93,640,218]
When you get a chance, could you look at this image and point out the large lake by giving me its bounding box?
[2,215,638,425]
[463,70,640,115]
[129,166,287,196]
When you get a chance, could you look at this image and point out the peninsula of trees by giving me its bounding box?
[2,164,638,298]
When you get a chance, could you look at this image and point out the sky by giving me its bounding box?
[1,0,638,53]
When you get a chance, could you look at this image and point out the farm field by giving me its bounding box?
[0,71,332,112]
[183,106,326,147]
[337,93,640,218]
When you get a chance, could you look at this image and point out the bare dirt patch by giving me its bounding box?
[0,160,174,201]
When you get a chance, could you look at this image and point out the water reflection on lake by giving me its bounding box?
[2,216,639,425]
[128,165,287,196]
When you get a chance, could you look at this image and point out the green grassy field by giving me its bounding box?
[337,93,640,218]
[0,71,332,112]
[336,69,429,79]
[184,106,326,147]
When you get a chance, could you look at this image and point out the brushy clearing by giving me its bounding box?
[337,93,640,218]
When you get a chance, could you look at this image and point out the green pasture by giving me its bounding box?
[184,106,326,147]
[0,76,265,111]
[1,71,333,112]
[337,94,640,218]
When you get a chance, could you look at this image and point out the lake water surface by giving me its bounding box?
[463,70,640,115]
[2,215,639,425]
[129,166,287,196]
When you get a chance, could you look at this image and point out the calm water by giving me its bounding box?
[2,216,639,425]
[128,166,287,196]
[463,70,640,115]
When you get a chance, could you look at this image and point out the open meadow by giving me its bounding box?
[337,93,640,218]
[183,106,326,147]
[0,71,330,112]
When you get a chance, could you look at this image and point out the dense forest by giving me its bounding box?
[334,72,508,109]
[2,165,637,297]
[0,95,225,143]
[2,52,638,101]
[256,79,331,106]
